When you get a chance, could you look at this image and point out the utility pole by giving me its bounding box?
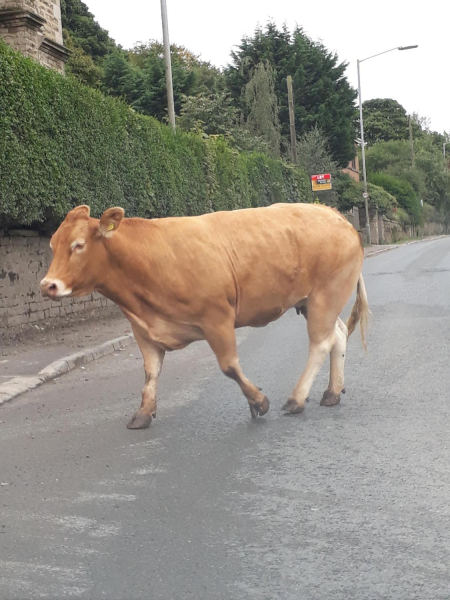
[357,59,371,246]
[160,0,176,129]
[409,115,415,167]
[444,142,449,172]
[287,76,297,164]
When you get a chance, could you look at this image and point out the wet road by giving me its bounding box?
[1,238,450,599]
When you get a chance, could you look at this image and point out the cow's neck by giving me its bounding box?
[94,227,166,320]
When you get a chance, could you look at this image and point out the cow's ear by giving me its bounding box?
[68,205,90,220]
[99,207,124,237]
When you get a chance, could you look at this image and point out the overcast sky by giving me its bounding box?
[86,0,448,134]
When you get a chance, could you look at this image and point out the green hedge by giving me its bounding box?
[368,172,422,224]
[0,41,310,230]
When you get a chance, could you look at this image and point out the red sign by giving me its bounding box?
[311,173,332,191]
[311,173,331,182]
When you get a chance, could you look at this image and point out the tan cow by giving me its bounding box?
[41,203,369,429]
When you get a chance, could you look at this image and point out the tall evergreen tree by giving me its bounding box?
[361,99,409,146]
[225,23,357,167]
[244,61,281,157]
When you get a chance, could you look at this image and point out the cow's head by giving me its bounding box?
[40,205,124,300]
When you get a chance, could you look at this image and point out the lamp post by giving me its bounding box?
[357,45,418,245]
[444,142,449,172]
[160,0,176,129]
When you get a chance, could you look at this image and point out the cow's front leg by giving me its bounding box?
[205,322,269,419]
[127,329,165,430]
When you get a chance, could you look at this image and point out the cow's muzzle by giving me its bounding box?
[40,278,72,300]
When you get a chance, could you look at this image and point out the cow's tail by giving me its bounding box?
[346,274,370,351]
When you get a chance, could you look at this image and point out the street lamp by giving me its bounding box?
[357,45,418,245]
[444,142,449,172]
[160,0,176,129]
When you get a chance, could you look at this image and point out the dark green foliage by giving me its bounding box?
[296,127,339,205]
[60,0,118,88]
[101,42,221,123]
[365,134,450,215]
[368,173,422,224]
[365,139,412,173]
[59,7,357,164]
[225,23,357,167]
[63,30,103,87]
[102,51,146,110]
[334,174,396,215]
[141,50,197,121]
[333,174,362,213]
[60,0,116,62]
[361,99,409,146]
[0,41,310,230]
[244,61,281,157]
[178,92,276,155]
[178,92,239,137]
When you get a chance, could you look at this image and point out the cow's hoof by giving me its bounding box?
[320,390,341,407]
[249,396,270,418]
[282,398,305,414]
[127,411,154,429]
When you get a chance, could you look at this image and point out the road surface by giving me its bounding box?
[1,238,450,599]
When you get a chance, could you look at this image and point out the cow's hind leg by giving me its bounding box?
[205,322,269,418]
[321,318,348,407]
[283,296,337,414]
[127,329,165,430]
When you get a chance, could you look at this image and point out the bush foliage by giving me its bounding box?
[368,172,422,224]
[0,41,310,230]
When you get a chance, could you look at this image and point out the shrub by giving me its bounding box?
[0,40,310,231]
[368,172,422,224]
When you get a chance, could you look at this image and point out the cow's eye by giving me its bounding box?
[71,240,86,253]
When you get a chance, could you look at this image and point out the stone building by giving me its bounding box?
[0,0,68,73]
[342,154,360,183]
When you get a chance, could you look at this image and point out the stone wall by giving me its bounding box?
[380,219,445,244]
[38,0,63,45]
[0,0,68,73]
[0,230,112,330]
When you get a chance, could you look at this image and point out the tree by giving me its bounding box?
[368,172,422,224]
[415,135,450,211]
[365,136,450,215]
[334,174,361,213]
[296,127,338,204]
[297,126,338,178]
[131,42,222,94]
[225,23,357,166]
[361,99,409,146]
[102,51,145,110]
[178,92,274,155]
[244,61,281,157]
[61,0,116,62]
[178,92,238,136]
[333,174,397,215]
[142,54,196,121]
[365,139,412,173]
[124,41,220,121]
[63,30,103,87]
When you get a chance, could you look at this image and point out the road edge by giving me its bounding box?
[365,235,447,259]
[0,334,135,406]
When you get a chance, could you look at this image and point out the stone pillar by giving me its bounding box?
[377,213,385,245]
[344,207,361,232]
[369,209,379,246]
[0,0,68,73]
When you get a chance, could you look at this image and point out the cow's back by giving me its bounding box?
[140,203,362,327]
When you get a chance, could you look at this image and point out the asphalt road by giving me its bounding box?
[1,238,450,600]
